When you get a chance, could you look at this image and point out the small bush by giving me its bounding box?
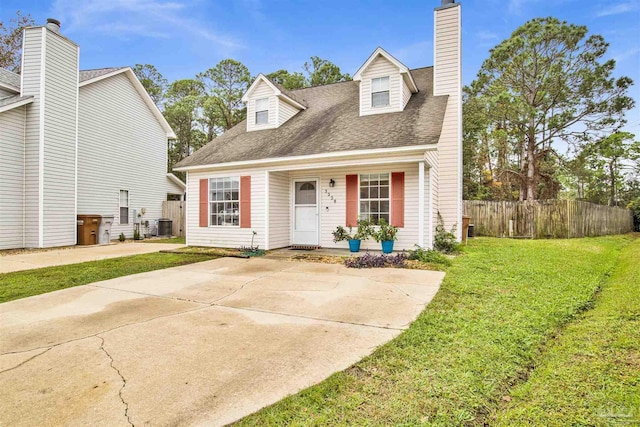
[407,245,452,266]
[434,213,462,254]
[344,252,407,269]
[133,229,142,240]
[118,233,126,242]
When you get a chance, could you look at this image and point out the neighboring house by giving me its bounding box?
[176,0,462,251]
[0,19,178,250]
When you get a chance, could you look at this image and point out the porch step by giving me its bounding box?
[289,245,321,250]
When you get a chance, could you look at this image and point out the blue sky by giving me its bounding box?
[3,0,639,136]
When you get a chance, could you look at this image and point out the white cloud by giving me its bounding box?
[51,0,241,49]
[596,1,640,17]
[393,40,433,69]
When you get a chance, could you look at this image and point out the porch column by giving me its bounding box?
[428,166,434,248]
[418,161,425,247]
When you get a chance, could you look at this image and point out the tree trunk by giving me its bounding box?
[609,161,615,206]
[526,135,536,201]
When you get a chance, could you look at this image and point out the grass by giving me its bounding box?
[140,236,186,244]
[234,235,635,426]
[493,237,640,426]
[0,252,217,303]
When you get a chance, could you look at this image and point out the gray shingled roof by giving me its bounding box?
[0,68,20,90]
[79,67,127,82]
[0,95,34,109]
[176,67,447,168]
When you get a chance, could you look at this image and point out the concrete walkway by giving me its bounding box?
[0,243,185,274]
[0,257,444,426]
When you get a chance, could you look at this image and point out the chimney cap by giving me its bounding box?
[46,18,61,33]
[442,0,455,4]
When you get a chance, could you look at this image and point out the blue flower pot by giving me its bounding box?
[381,240,394,254]
[348,239,361,252]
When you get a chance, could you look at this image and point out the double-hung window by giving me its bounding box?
[359,173,390,224]
[371,76,390,107]
[255,98,269,125]
[210,177,240,226]
[119,190,129,225]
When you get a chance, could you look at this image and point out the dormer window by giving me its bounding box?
[255,98,269,125]
[371,77,390,108]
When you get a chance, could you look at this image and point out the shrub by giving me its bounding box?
[133,229,141,240]
[344,252,407,268]
[407,245,452,266]
[373,218,399,242]
[118,233,126,242]
[434,213,461,254]
[332,219,374,242]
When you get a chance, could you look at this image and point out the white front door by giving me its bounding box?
[293,179,319,245]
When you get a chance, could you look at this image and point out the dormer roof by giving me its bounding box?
[242,73,307,109]
[353,47,418,93]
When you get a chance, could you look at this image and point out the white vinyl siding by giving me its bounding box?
[268,171,290,249]
[246,80,276,131]
[359,55,402,116]
[277,99,299,127]
[41,30,78,248]
[0,106,27,249]
[0,87,17,97]
[402,79,412,108]
[424,150,439,247]
[187,169,266,248]
[21,27,44,248]
[185,153,433,251]
[77,72,168,239]
[434,4,462,237]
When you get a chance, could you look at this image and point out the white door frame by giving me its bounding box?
[290,177,320,246]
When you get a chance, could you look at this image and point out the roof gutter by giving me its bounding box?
[0,96,34,114]
[173,144,438,172]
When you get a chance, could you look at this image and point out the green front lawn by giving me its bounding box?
[234,235,636,426]
[140,236,186,244]
[493,237,640,426]
[0,252,217,303]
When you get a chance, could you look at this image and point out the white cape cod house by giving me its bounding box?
[0,19,181,249]
[174,1,462,251]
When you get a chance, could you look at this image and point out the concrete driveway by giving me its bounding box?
[0,242,185,274]
[0,257,444,426]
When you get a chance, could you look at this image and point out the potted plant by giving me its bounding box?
[332,219,373,252]
[373,218,398,254]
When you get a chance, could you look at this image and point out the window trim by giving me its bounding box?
[119,189,129,225]
[357,172,391,225]
[255,97,269,125]
[208,176,241,227]
[371,76,390,108]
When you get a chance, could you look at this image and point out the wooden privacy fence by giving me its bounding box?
[463,200,633,239]
[162,201,185,237]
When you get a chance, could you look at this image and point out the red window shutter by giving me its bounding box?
[391,172,405,228]
[199,179,208,227]
[240,176,251,228]
[346,174,358,227]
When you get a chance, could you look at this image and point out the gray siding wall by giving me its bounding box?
[77,72,168,239]
[0,106,26,249]
[434,4,462,238]
[21,27,44,248]
[41,31,78,248]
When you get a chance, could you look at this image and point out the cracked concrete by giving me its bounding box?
[0,257,444,426]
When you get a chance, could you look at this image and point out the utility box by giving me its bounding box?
[98,215,115,245]
[158,218,173,237]
[77,215,101,245]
